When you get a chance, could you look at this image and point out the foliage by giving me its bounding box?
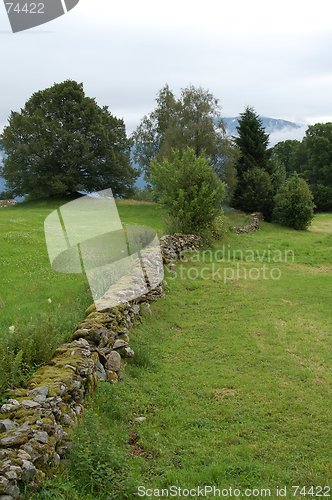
[233,107,273,218]
[270,139,303,174]
[301,123,332,211]
[132,84,236,183]
[0,80,136,199]
[0,312,74,393]
[271,124,332,211]
[273,173,315,230]
[151,148,225,237]
[132,187,156,202]
[209,212,227,240]
[269,156,287,193]
[239,167,274,220]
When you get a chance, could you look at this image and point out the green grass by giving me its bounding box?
[0,198,165,393]
[34,212,332,499]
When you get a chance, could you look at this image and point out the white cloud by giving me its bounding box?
[269,126,307,147]
[1,0,332,134]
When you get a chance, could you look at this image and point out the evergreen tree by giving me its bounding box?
[233,107,272,217]
[0,80,136,199]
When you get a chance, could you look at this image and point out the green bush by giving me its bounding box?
[151,148,225,238]
[208,212,227,240]
[273,173,315,230]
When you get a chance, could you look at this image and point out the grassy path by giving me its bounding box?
[37,215,332,499]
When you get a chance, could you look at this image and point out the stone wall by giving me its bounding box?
[0,234,202,499]
[233,212,263,234]
[0,201,17,209]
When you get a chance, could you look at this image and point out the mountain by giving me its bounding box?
[223,116,306,146]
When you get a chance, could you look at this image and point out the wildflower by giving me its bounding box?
[48,298,52,304]
[8,325,15,334]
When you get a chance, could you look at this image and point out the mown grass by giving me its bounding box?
[34,213,332,499]
[0,198,165,394]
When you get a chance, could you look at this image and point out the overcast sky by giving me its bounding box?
[0,0,332,138]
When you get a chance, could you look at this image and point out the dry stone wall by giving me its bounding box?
[0,233,202,499]
[233,212,263,234]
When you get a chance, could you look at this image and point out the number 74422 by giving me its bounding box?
[5,3,45,14]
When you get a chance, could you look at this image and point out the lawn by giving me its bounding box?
[0,198,165,393]
[30,210,332,499]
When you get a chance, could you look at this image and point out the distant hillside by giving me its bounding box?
[223,116,306,146]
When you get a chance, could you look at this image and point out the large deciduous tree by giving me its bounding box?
[132,84,235,188]
[0,80,136,199]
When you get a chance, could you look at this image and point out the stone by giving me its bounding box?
[17,450,32,461]
[0,420,16,433]
[1,400,20,413]
[61,414,75,427]
[112,339,128,350]
[118,347,135,358]
[131,304,140,316]
[5,467,20,481]
[95,359,107,381]
[106,351,121,372]
[21,400,40,409]
[3,481,20,499]
[27,386,49,401]
[32,431,49,444]
[21,460,37,482]
[0,476,9,495]
[0,430,29,448]
[134,416,146,424]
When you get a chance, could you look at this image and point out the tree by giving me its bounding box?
[0,80,136,199]
[270,139,303,175]
[273,174,315,230]
[132,84,235,182]
[150,148,225,237]
[301,123,332,211]
[233,107,272,217]
[239,167,274,219]
[269,156,287,193]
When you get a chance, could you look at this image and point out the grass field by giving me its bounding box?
[18,207,330,499]
[0,199,165,393]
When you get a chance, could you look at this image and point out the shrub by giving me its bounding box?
[273,173,315,230]
[150,148,225,238]
[208,212,226,240]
